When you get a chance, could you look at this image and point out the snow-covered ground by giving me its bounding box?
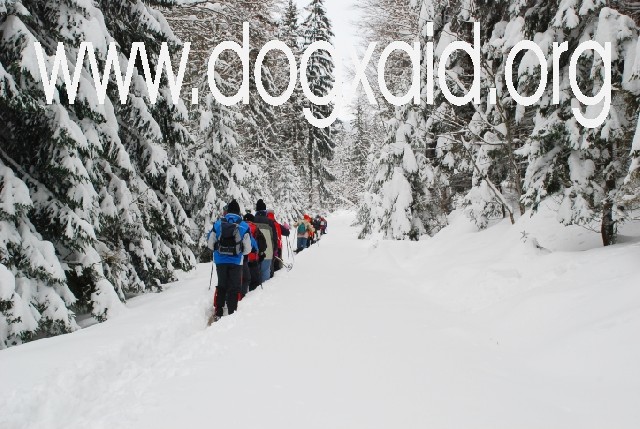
[1,208,639,429]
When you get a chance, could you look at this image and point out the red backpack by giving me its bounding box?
[246,222,267,263]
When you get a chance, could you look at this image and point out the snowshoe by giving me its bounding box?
[207,313,222,326]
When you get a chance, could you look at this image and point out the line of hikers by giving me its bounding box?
[294,213,327,252]
[206,199,327,323]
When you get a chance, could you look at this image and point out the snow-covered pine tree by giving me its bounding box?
[325,120,357,210]
[350,90,375,191]
[356,0,640,242]
[357,0,450,240]
[425,0,527,229]
[189,88,241,259]
[624,98,640,212]
[0,0,123,336]
[164,0,302,221]
[301,0,336,207]
[211,0,282,212]
[354,95,387,238]
[0,0,198,345]
[162,2,265,256]
[0,160,77,348]
[328,93,385,212]
[271,0,307,220]
[278,0,305,153]
[365,101,446,240]
[519,2,640,245]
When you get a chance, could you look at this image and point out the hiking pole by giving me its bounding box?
[208,260,214,290]
[286,237,294,267]
[274,256,293,271]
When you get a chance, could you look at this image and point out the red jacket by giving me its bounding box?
[303,215,315,237]
[246,221,263,263]
[267,212,282,250]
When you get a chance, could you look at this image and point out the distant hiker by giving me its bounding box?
[320,216,327,235]
[280,220,290,265]
[294,215,313,252]
[281,220,291,239]
[207,199,252,321]
[244,213,268,291]
[254,199,278,282]
[313,215,322,240]
[267,210,282,266]
[240,225,259,300]
[304,214,316,247]
[267,209,290,272]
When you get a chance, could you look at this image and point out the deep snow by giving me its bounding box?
[1,208,639,429]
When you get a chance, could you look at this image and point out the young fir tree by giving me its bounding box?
[301,0,336,207]
[354,94,387,238]
[358,0,450,240]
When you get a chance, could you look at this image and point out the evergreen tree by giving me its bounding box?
[427,0,526,228]
[351,90,375,185]
[301,0,336,207]
[164,0,304,220]
[163,2,270,254]
[0,160,76,348]
[270,0,308,219]
[519,2,640,245]
[357,0,450,239]
[0,0,197,345]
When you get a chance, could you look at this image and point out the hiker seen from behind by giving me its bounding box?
[207,200,253,322]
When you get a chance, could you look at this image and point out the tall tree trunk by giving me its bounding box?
[505,119,525,216]
[601,177,616,246]
[308,125,314,206]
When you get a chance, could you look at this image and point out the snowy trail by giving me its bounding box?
[1,211,640,429]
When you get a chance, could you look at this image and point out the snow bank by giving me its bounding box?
[0,209,638,429]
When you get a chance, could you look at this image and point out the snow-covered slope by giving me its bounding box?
[1,209,639,429]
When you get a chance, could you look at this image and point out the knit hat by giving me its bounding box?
[243,213,255,222]
[227,199,241,215]
[256,199,267,212]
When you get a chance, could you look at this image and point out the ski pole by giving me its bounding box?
[287,237,296,265]
[208,260,214,290]
[286,237,294,266]
[274,256,293,271]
